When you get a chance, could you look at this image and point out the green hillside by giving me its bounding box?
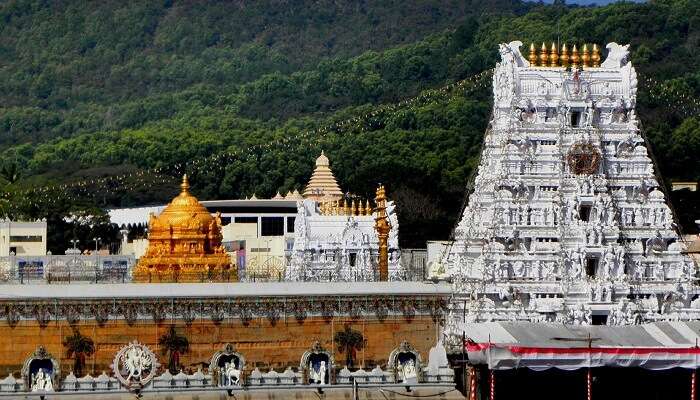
[0,0,698,251]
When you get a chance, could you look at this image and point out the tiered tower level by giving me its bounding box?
[444,41,697,330]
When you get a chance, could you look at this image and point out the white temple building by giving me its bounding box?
[441,41,697,338]
[286,152,403,281]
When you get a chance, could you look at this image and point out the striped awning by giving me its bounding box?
[462,321,700,371]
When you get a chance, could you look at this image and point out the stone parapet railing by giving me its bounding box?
[0,364,455,393]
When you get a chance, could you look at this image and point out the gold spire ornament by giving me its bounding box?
[581,44,590,68]
[539,42,549,67]
[591,43,601,67]
[364,199,371,216]
[374,185,390,281]
[560,43,569,68]
[571,44,580,69]
[528,43,537,66]
[549,42,559,67]
[132,175,235,283]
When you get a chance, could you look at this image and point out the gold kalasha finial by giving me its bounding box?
[181,174,190,193]
[591,43,601,67]
[549,42,559,67]
[582,44,590,68]
[528,43,537,66]
[365,199,371,216]
[539,42,548,67]
[571,44,580,69]
[560,43,569,68]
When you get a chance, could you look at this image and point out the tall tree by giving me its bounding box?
[158,325,189,373]
[63,329,95,377]
[333,325,364,367]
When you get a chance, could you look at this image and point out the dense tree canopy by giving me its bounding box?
[0,0,698,252]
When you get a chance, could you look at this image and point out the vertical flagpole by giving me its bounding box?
[692,369,696,400]
[587,368,592,400]
[490,369,495,400]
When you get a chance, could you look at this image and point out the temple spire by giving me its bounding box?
[303,151,343,201]
[180,174,190,193]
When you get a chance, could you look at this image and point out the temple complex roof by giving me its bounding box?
[302,151,343,201]
[0,281,451,300]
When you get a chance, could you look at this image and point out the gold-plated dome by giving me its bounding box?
[154,175,213,229]
[132,175,235,283]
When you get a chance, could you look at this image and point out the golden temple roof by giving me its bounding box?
[303,151,343,201]
[153,174,213,229]
[133,175,234,283]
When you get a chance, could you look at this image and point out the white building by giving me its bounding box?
[0,220,47,256]
[286,153,403,281]
[441,41,697,339]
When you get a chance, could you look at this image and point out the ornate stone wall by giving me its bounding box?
[0,316,438,377]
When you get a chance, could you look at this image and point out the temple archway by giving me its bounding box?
[388,340,422,383]
[300,341,334,385]
[21,346,59,392]
[209,343,245,387]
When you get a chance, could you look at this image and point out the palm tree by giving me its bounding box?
[63,329,95,377]
[159,326,189,373]
[333,325,364,367]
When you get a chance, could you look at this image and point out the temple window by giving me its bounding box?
[591,314,608,325]
[261,217,284,236]
[585,257,598,277]
[286,217,295,233]
[570,111,582,127]
[579,205,592,221]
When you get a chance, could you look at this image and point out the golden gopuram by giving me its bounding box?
[132,175,236,282]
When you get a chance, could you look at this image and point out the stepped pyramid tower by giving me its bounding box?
[442,41,696,335]
[303,151,344,201]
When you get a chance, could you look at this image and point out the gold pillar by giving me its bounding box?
[581,44,590,68]
[591,44,601,67]
[539,42,548,67]
[374,185,390,281]
[528,43,537,66]
[560,43,569,68]
[571,44,580,69]
[549,42,559,67]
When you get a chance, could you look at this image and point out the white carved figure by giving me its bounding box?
[601,43,631,68]
[224,362,241,385]
[403,359,417,381]
[309,361,326,384]
[31,368,53,392]
[124,346,151,382]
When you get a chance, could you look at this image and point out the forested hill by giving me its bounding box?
[0,0,698,251]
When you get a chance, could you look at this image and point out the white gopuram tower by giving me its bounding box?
[443,41,697,337]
